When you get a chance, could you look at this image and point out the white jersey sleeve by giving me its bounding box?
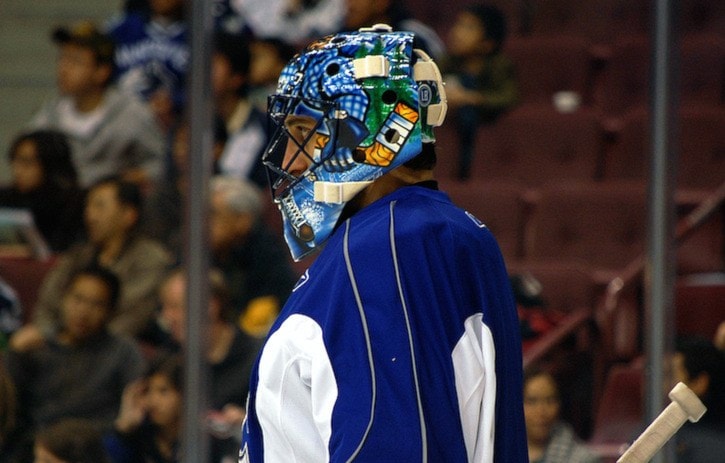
[255,314,338,462]
[452,313,497,462]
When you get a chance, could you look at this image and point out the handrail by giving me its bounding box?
[522,307,591,369]
[523,181,725,368]
[600,181,725,318]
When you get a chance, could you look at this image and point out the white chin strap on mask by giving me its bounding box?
[313,180,373,204]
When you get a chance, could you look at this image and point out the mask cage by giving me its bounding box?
[263,94,339,200]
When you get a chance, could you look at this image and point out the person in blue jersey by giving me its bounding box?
[240,24,528,462]
[107,0,188,131]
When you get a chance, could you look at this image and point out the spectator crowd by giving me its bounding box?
[1,1,721,463]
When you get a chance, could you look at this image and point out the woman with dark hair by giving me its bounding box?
[524,368,600,463]
[104,354,183,463]
[0,130,84,251]
[34,418,112,463]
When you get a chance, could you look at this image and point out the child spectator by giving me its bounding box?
[4,266,145,462]
[34,418,112,463]
[524,368,600,463]
[107,0,188,131]
[104,354,183,463]
[27,21,166,191]
[0,130,84,252]
[441,4,518,180]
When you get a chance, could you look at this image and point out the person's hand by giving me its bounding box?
[714,321,725,351]
[220,403,246,426]
[8,325,46,352]
[115,379,148,433]
[444,78,468,107]
[446,83,485,107]
[207,404,246,439]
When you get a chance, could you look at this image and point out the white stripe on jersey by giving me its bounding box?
[452,314,497,462]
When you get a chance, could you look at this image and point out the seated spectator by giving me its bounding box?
[27,21,165,191]
[123,0,150,14]
[673,336,725,462]
[4,266,145,462]
[142,116,228,256]
[107,0,188,132]
[213,32,268,188]
[0,130,84,251]
[524,368,600,463]
[342,0,445,60]
[103,354,182,463]
[153,267,262,461]
[248,37,297,112]
[34,418,112,463]
[123,0,247,35]
[209,176,296,337]
[212,0,247,34]
[26,176,172,341]
[441,4,518,180]
[231,0,343,46]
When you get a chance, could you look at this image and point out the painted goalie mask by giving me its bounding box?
[264,24,447,261]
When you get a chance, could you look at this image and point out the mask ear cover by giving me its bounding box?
[413,49,448,130]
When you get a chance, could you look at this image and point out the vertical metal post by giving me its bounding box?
[184,0,214,461]
[645,0,679,462]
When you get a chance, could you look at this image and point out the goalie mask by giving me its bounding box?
[264,24,447,261]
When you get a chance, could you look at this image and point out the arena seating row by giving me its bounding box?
[410,0,724,48]
[0,255,56,322]
[436,104,725,192]
[435,25,724,125]
[438,178,723,274]
[440,175,723,443]
[418,0,724,452]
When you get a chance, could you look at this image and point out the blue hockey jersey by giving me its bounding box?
[241,185,527,462]
[107,13,188,110]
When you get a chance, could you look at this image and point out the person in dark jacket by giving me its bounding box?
[0,130,84,252]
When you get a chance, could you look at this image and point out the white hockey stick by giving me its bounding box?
[617,382,706,463]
